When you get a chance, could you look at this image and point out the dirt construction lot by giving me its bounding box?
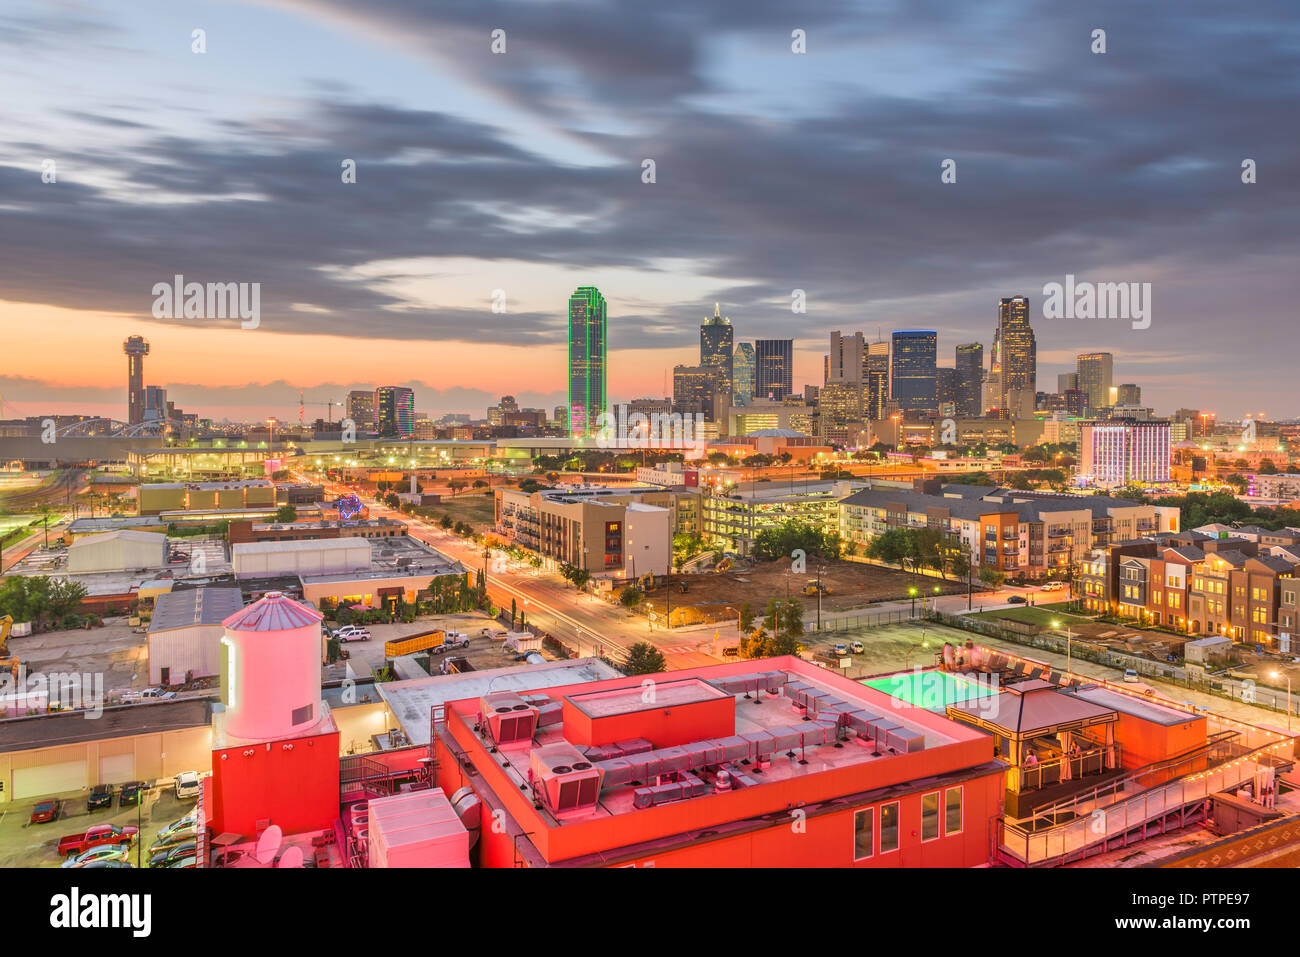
[656,559,967,626]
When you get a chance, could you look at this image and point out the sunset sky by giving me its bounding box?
[2,0,1298,425]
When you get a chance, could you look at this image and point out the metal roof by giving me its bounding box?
[148,586,244,633]
[222,591,323,631]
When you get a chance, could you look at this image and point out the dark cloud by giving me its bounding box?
[2,0,1299,415]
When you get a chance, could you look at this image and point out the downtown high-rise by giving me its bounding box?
[1077,352,1114,414]
[568,286,608,436]
[993,296,1035,414]
[374,386,414,438]
[699,303,734,404]
[863,340,890,420]
[954,343,983,418]
[890,330,937,413]
[754,339,793,401]
[732,342,756,406]
[124,335,150,425]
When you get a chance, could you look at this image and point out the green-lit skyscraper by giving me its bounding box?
[568,286,607,436]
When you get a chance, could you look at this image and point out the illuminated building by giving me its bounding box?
[1079,418,1171,485]
[123,336,150,425]
[700,304,734,404]
[754,339,793,401]
[732,342,756,406]
[568,286,607,437]
[374,386,414,438]
[890,331,937,413]
[1076,352,1113,413]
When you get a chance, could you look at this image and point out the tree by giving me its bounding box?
[949,552,971,582]
[1258,459,1279,475]
[439,515,453,529]
[384,492,400,509]
[978,565,1006,589]
[275,504,297,523]
[47,578,88,619]
[752,519,841,562]
[448,479,468,496]
[866,527,913,572]
[620,585,643,608]
[737,601,755,633]
[622,641,666,675]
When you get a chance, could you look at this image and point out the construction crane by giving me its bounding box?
[298,392,343,426]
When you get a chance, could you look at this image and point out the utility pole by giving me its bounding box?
[816,559,823,632]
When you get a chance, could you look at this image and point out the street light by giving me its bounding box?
[1052,619,1074,677]
[909,586,917,617]
[1272,670,1292,731]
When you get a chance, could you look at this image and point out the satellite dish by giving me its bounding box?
[255,824,283,864]
[276,845,304,869]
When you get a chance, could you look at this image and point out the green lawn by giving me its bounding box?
[432,493,496,530]
[967,606,1091,629]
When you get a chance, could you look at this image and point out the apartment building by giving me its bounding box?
[494,485,673,579]
[1080,533,1300,649]
[839,479,1178,579]
[703,480,860,556]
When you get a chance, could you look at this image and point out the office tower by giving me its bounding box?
[553,405,568,430]
[374,386,415,438]
[890,330,937,413]
[700,304,734,404]
[733,342,756,406]
[994,297,1036,411]
[1079,419,1171,485]
[1057,372,1079,394]
[568,286,608,436]
[143,385,168,424]
[754,339,794,401]
[123,336,150,425]
[935,368,957,414]
[863,340,890,420]
[673,365,725,422]
[488,395,519,426]
[1076,352,1114,413]
[1117,383,1141,406]
[827,330,865,384]
[818,382,862,442]
[346,390,375,431]
[954,343,983,418]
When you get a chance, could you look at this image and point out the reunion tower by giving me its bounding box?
[123,335,150,426]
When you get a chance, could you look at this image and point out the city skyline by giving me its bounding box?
[1,0,1298,423]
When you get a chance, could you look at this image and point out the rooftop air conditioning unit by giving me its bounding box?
[530,743,604,817]
[479,691,540,748]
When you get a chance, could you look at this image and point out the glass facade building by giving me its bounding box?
[568,286,608,436]
[890,330,937,413]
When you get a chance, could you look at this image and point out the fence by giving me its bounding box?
[808,607,922,634]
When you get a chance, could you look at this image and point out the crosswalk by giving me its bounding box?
[662,643,710,655]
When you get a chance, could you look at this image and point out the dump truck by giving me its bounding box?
[384,629,446,658]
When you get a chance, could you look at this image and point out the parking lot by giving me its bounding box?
[0,782,199,868]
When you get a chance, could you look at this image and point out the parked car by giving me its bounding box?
[168,855,198,869]
[334,626,371,642]
[174,771,201,800]
[1007,595,1028,605]
[1040,582,1066,592]
[87,784,115,811]
[149,840,196,868]
[141,688,178,700]
[851,641,865,654]
[62,844,130,868]
[1123,669,1140,683]
[154,812,197,844]
[118,781,145,807]
[833,643,849,655]
[30,800,61,824]
[148,823,197,854]
[82,859,132,869]
[58,823,138,857]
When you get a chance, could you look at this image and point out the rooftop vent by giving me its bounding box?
[479,691,539,748]
[530,743,605,817]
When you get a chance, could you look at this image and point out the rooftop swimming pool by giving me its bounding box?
[864,670,999,713]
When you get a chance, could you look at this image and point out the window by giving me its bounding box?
[921,792,939,841]
[945,787,963,835]
[880,801,900,853]
[853,808,874,860]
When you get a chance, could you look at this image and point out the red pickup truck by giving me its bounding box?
[58,824,139,857]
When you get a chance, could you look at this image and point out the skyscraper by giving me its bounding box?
[673,365,725,423]
[374,386,415,438]
[754,339,793,401]
[700,304,734,405]
[1057,372,1079,393]
[347,390,375,432]
[954,343,983,418]
[827,331,865,383]
[890,330,937,413]
[568,286,607,436]
[732,342,756,406]
[863,340,890,420]
[994,296,1035,412]
[1077,352,1114,413]
[935,368,957,413]
[123,335,150,425]
[1116,383,1141,406]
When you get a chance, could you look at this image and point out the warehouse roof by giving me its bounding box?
[148,586,245,633]
[67,529,167,549]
